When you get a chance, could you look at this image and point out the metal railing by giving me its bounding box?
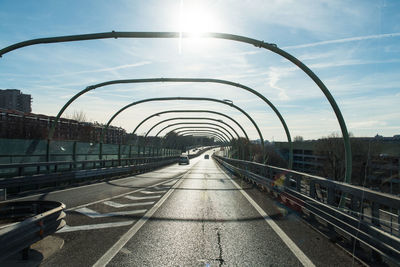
[0,156,180,196]
[0,200,66,261]
[0,147,212,197]
[214,155,400,263]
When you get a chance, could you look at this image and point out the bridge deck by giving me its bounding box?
[11,154,359,266]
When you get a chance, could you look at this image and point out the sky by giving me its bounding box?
[0,0,399,141]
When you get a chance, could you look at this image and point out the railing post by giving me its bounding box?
[327,185,335,205]
[118,144,121,165]
[46,139,50,162]
[99,142,103,160]
[72,141,77,169]
[371,202,380,226]
[310,180,316,199]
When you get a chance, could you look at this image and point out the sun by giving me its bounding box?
[178,1,219,37]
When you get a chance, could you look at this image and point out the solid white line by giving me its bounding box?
[140,190,167,194]
[124,195,161,200]
[58,221,133,233]
[218,165,315,267]
[92,165,196,267]
[75,207,147,218]
[103,200,154,208]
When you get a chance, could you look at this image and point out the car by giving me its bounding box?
[179,155,190,165]
[204,154,209,159]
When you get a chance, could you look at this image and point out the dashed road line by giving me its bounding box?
[58,221,133,233]
[103,200,154,208]
[75,207,147,218]
[140,190,167,194]
[68,177,179,211]
[93,160,201,267]
[124,195,161,200]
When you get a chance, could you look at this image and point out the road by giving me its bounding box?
[13,151,360,266]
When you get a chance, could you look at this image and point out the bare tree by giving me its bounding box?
[293,136,304,142]
[64,110,88,122]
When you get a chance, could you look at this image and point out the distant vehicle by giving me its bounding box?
[179,155,190,165]
[204,154,209,159]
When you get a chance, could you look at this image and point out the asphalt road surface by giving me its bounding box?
[12,151,360,266]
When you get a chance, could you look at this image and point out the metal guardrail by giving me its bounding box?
[0,200,66,261]
[0,148,211,197]
[214,155,400,264]
[0,156,180,196]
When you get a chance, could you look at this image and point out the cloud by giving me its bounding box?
[282,32,400,50]
[49,61,152,78]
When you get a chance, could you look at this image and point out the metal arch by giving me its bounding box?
[178,132,228,154]
[163,129,229,149]
[102,97,264,155]
[180,132,225,144]
[171,129,231,144]
[154,122,235,140]
[145,117,240,139]
[133,110,249,141]
[0,31,351,182]
[169,127,232,142]
[180,133,227,148]
[179,132,227,145]
[46,77,291,166]
[174,130,231,156]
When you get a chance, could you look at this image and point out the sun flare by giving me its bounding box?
[177,0,220,52]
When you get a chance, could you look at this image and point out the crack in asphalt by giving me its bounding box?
[215,230,225,267]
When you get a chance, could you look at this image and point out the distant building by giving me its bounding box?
[0,109,126,144]
[0,89,32,113]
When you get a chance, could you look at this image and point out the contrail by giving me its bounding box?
[282,32,400,49]
[50,61,151,77]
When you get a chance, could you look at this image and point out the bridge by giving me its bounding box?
[0,32,399,267]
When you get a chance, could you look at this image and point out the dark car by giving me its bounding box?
[179,155,190,165]
[204,154,209,159]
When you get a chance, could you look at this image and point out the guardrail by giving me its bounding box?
[0,147,212,197]
[0,200,66,261]
[214,155,400,264]
[0,156,179,197]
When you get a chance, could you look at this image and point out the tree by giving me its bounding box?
[314,132,381,185]
[64,110,88,122]
[293,136,304,142]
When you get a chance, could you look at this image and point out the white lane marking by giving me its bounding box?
[93,162,199,267]
[140,190,167,194]
[69,177,179,211]
[103,201,154,208]
[58,221,133,233]
[218,165,315,267]
[124,195,161,200]
[75,207,147,218]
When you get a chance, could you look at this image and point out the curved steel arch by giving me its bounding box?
[145,117,240,139]
[154,122,235,140]
[171,129,231,144]
[102,97,264,155]
[179,132,227,145]
[179,132,228,155]
[169,126,232,142]
[180,132,225,143]
[134,109,249,141]
[43,78,292,166]
[163,129,230,150]
[180,133,227,151]
[0,31,351,183]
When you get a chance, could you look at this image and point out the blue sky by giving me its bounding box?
[0,0,399,141]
